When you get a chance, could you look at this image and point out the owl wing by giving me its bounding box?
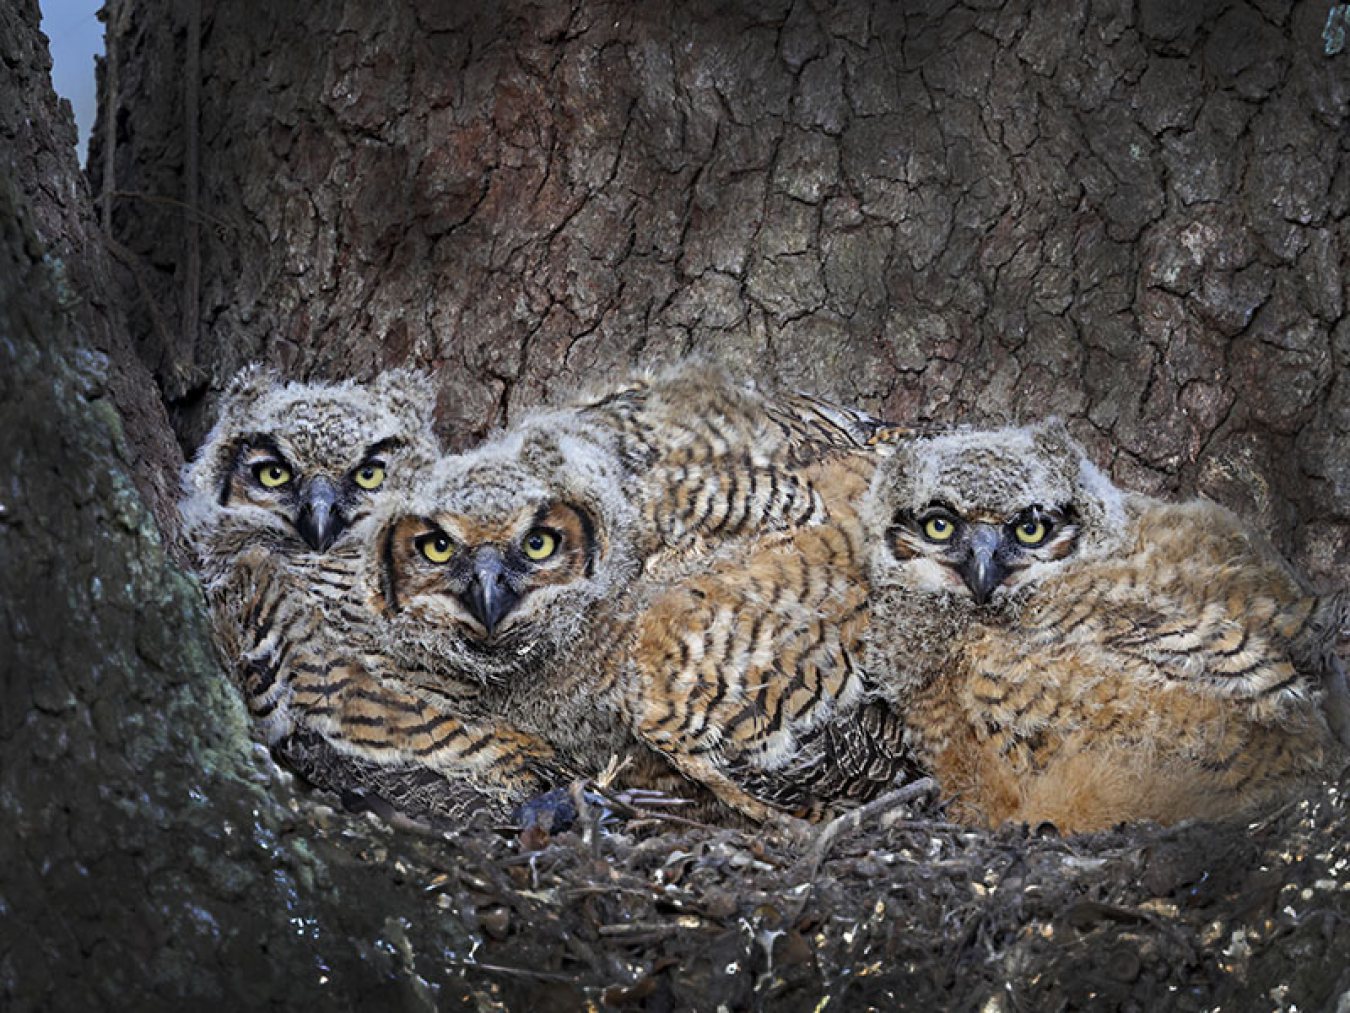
[1051,579,1345,720]
[579,367,904,475]
[766,389,893,459]
[1058,501,1350,715]
[728,696,922,820]
[279,642,566,806]
[639,461,826,558]
[637,443,880,573]
[275,726,525,828]
[208,544,326,742]
[627,502,911,822]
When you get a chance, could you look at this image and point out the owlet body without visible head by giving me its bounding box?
[367,364,923,824]
[863,418,1350,832]
[181,367,561,823]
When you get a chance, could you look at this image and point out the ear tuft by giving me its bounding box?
[371,367,438,433]
[1029,417,1075,458]
[221,363,282,407]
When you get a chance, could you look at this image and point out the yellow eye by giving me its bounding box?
[255,462,292,489]
[353,463,386,490]
[522,529,558,561]
[1014,519,1048,546]
[923,516,955,542]
[416,532,454,564]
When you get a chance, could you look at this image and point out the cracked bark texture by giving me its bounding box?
[93,0,1349,588]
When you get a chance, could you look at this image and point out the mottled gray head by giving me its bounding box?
[862,418,1127,609]
[181,365,439,561]
[369,409,639,684]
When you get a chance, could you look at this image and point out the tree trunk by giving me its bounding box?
[4,0,1349,1008]
[92,0,1349,585]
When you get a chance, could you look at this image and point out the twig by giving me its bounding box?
[569,778,600,858]
[797,777,940,881]
[602,801,726,833]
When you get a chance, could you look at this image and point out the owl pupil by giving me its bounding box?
[528,534,544,550]
[268,466,282,480]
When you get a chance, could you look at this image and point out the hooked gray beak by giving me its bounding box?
[958,524,1008,605]
[459,548,520,635]
[295,476,346,551]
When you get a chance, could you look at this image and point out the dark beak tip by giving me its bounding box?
[963,570,1002,606]
[296,508,347,552]
[958,538,1007,607]
[460,556,521,636]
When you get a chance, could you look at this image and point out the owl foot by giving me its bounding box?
[513,783,604,848]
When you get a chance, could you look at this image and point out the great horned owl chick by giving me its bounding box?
[862,418,1350,832]
[181,366,560,822]
[368,365,921,823]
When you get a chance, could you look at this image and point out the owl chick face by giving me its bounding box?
[183,365,438,557]
[372,415,638,685]
[864,418,1127,611]
[886,500,1082,605]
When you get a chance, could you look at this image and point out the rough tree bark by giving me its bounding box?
[3,0,1349,1009]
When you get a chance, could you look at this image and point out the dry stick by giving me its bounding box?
[797,777,940,881]
[594,786,726,833]
[445,961,574,983]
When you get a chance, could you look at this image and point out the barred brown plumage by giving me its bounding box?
[626,450,922,822]
[863,418,1350,831]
